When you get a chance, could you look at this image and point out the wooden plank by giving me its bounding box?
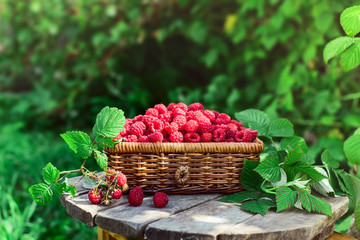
[60,175,88,208]
[95,194,222,238]
[218,196,349,240]
[144,200,254,240]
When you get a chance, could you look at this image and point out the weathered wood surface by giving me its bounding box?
[61,176,349,240]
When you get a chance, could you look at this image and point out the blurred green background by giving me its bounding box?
[1,0,360,239]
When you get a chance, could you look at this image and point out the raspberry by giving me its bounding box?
[226,123,238,138]
[198,121,213,134]
[128,121,146,137]
[249,129,258,140]
[188,110,207,123]
[230,120,243,129]
[184,133,201,142]
[174,102,188,112]
[153,192,169,208]
[117,173,127,186]
[212,110,220,117]
[217,113,231,124]
[149,118,164,132]
[128,186,143,206]
[105,168,117,183]
[120,129,127,137]
[241,129,253,142]
[146,108,159,117]
[159,112,171,122]
[164,122,179,135]
[123,135,138,142]
[133,115,144,122]
[125,118,133,128]
[202,110,216,122]
[225,138,235,142]
[214,124,228,131]
[184,120,199,133]
[213,129,226,142]
[149,132,164,142]
[201,133,213,142]
[167,103,176,111]
[138,136,149,142]
[188,103,204,112]
[172,108,186,118]
[234,130,245,142]
[172,115,187,131]
[88,189,103,204]
[154,104,167,114]
[114,134,123,140]
[169,131,184,142]
[142,115,156,128]
[112,189,122,199]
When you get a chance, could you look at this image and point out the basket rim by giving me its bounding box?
[104,138,264,154]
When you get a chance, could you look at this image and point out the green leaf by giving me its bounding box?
[271,168,287,188]
[94,150,108,171]
[28,183,53,206]
[285,178,310,189]
[284,146,303,165]
[268,118,294,137]
[219,191,259,203]
[340,6,360,37]
[95,135,118,148]
[60,131,92,159]
[354,128,360,135]
[254,157,281,183]
[66,184,77,197]
[310,167,334,197]
[82,176,98,189]
[93,106,125,138]
[53,182,67,194]
[241,159,263,191]
[323,37,355,63]
[298,191,333,217]
[321,150,339,169]
[344,134,360,164]
[241,199,276,215]
[355,201,360,231]
[280,136,308,153]
[276,187,298,212]
[235,109,270,135]
[43,163,60,185]
[340,41,360,71]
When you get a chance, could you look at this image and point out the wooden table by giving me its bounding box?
[61,176,353,240]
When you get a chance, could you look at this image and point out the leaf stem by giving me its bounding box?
[60,169,82,175]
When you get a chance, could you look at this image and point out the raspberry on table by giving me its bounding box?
[117,173,127,186]
[213,128,226,142]
[149,132,164,142]
[123,135,138,142]
[172,115,187,130]
[112,189,122,199]
[184,133,201,142]
[154,104,167,114]
[128,186,143,206]
[128,121,146,137]
[201,133,213,142]
[88,188,103,204]
[169,131,184,142]
[146,108,159,117]
[105,168,117,183]
[188,103,204,112]
[153,192,169,208]
[184,120,199,133]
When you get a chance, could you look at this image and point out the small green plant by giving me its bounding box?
[28,107,125,205]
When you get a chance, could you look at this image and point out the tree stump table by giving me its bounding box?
[61,176,354,240]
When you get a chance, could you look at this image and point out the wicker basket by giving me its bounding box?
[104,139,264,194]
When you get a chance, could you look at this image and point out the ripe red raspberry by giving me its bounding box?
[172,115,187,130]
[241,129,253,142]
[174,102,188,112]
[188,103,204,112]
[214,124,228,131]
[105,168,117,183]
[230,120,243,129]
[125,118,133,128]
[212,110,220,117]
[149,118,164,132]
[213,129,226,142]
[128,121,146,137]
[149,132,164,142]
[154,104,167,114]
[112,189,123,199]
[188,110,207,123]
[138,136,149,142]
[159,113,171,122]
[202,110,216,122]
[128,186,143,206]
[169,131,184,142]
[117,173,127,186]
[201,133,213,142]
[164,122,179,135]
[225,138,235,142]
[184,133,201,142]
[146,108,159,117]
[133,115,144,122]
[234,130,245,142]
[123,135,138,142]
[172,108,186,118]
[120,129,127,137]
[88,189,103,204]
[214,113,231,125]
[167,103,176,111]
[249,129,258,140]
[114,134,123,140]
[153,192,169,208]
[226,123,238,138]
[184,120,199,133]
[198,121,213,134]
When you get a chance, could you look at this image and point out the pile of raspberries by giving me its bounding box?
[115,102,258,143]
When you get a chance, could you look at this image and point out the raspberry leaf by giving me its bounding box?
[82,176,98,189]
[66,184,77,197]
[235,109,270,136]
[340,41,360,71]
[321,150,339,169]
[29,183,53,206]
[93,107,125,138]
[219,191,259,203]
[268,118,294,137]
[94,149,108,171]
[344,134,360,164]
[284,160,326,183]
[95,135,118,148]
[355,201,360,231]
[60,131,92,159]
[298,191,332,217]
[240,199,276,215]
[323,37,355,64]
[254,157,281,183]
[53,182,77,196]
[280,136,308,153]
[241,159,263,191]
[276,187,298,212]
[43,163,60,185]
[271,168,287,188]
[340,6,360,38]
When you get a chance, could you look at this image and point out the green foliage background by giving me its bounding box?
[1,0,360,238]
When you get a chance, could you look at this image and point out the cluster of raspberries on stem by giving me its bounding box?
[115,102,258,143]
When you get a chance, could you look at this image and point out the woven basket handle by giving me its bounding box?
[175,166,189,185]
